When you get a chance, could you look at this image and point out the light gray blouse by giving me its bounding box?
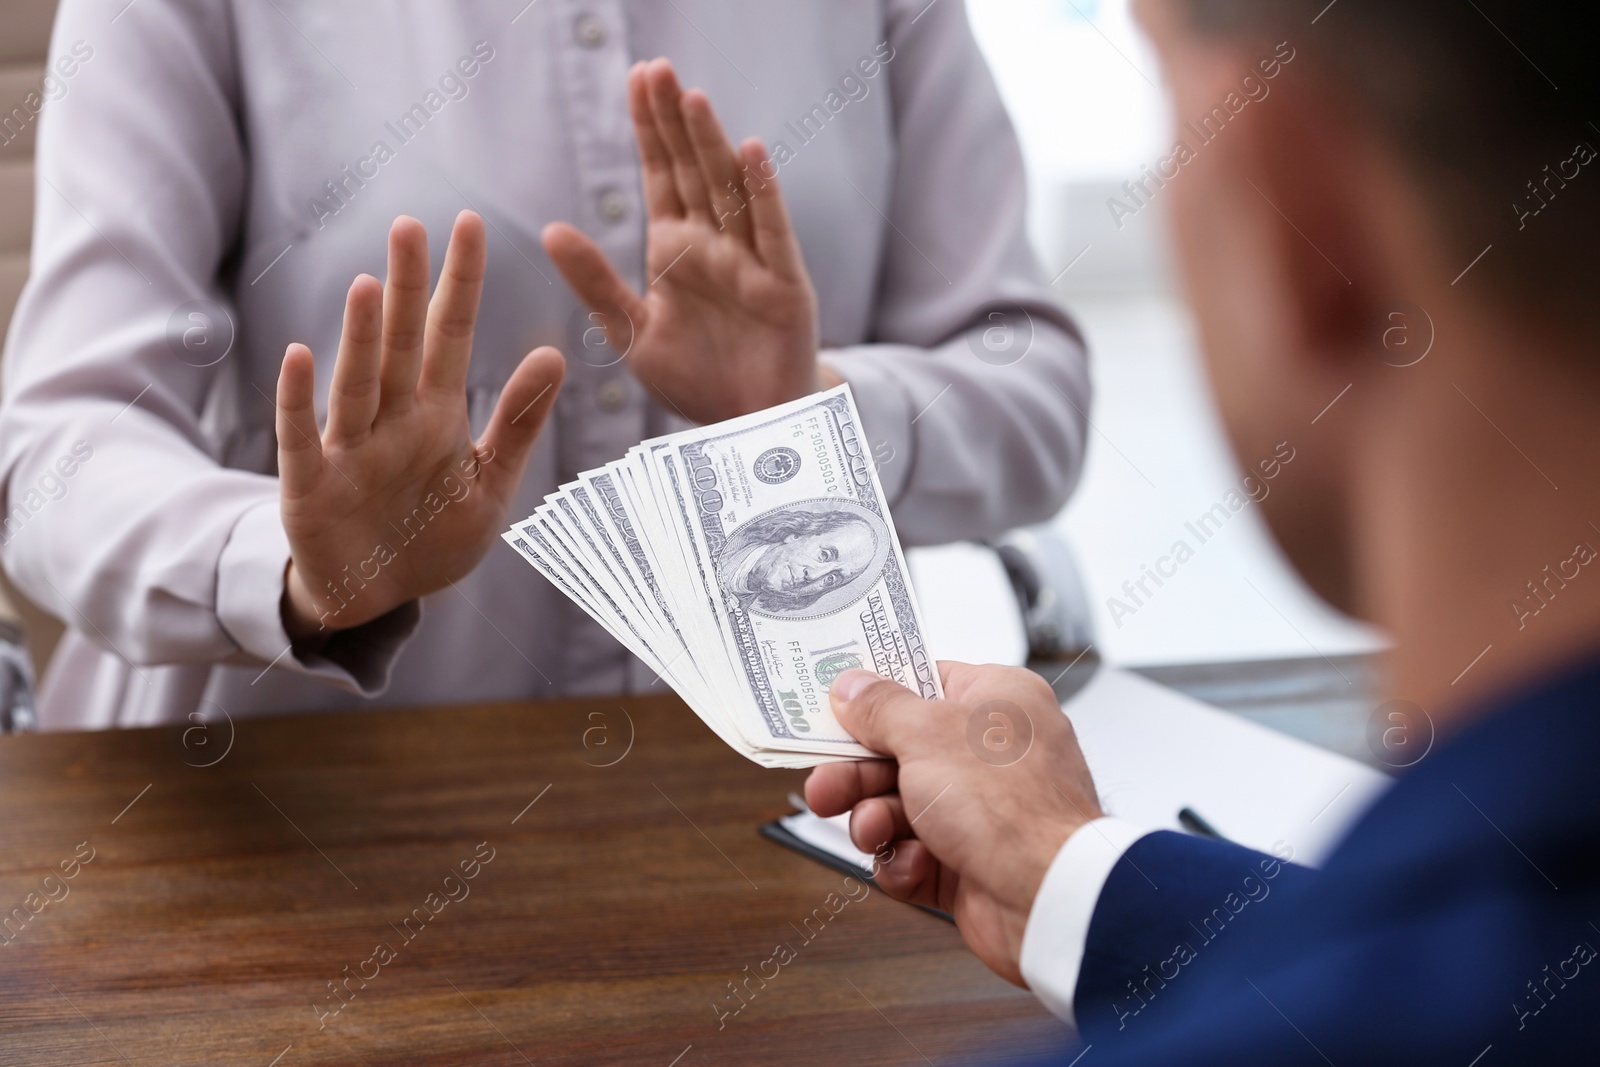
[1,0,1088,729]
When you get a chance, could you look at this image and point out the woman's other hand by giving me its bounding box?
[542,58,828,426]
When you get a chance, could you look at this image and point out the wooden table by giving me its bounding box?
[0,693,1068,1066]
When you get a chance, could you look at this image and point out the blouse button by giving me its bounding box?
[574,14,607,48]
[597,187,629,224]
[597,378,629,412]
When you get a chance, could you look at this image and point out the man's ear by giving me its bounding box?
[1229,71,1387,369]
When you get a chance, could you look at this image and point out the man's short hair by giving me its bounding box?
[1181,0,1598,330]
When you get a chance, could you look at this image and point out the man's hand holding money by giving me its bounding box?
[805,663,1103,987]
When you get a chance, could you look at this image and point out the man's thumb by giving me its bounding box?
[829,670,919,755]
[830,669,881,707]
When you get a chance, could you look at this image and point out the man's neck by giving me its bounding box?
[1354,328,1600,734]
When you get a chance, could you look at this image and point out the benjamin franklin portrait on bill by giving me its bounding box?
[715,499,891,618]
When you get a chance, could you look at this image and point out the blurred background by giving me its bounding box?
[954,0,1385,668]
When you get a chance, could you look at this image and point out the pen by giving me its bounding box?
[1178,807,1229,841]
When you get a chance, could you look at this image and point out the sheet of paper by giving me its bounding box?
[1064,667,1390,865]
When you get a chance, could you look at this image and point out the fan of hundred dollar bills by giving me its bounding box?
[503,385,942,767]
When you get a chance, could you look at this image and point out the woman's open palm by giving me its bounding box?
[276,212,565,638]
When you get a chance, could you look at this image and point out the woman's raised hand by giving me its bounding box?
[275,211,565,640]
[541,58,828,426]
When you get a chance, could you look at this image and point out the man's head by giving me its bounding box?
[1134,0,1598,616]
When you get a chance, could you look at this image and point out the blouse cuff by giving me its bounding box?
[214,498,421,696]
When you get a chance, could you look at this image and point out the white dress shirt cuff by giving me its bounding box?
[214,497,421,695]
[821,349,916,505]
[1019,816,1155,1027]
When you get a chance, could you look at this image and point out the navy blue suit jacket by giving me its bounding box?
[1021,655,1600,1065]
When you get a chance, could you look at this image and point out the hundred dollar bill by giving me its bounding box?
[659,386,942,758]
[505,384,941,766]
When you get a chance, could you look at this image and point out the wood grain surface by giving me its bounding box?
[0,694,1067,1065]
